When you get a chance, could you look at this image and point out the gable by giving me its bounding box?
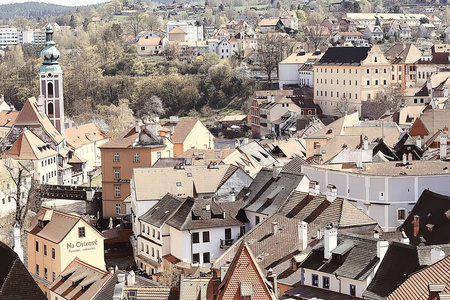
[410,118,430,137]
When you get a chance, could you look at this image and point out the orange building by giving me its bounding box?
[26,208,105,298]
[100,124,173,218]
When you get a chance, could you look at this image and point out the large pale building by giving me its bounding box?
[26,208,105,297]
[313,46,391,116]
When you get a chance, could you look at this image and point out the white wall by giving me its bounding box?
[279,63,302,88]
[302,165,450,231]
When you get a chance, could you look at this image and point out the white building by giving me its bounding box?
[345,13,430,27]
[134,195,247,273]
[363,26,384,40]
[166,20,203,42]
[278,49,322,89]
[301,160,450,231]
[0,26,18,47]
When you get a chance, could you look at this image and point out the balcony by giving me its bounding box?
[220,239,234,249]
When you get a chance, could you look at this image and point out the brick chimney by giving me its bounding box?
[413,215,420,237]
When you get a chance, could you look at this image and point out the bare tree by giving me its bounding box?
[2,158,38,228]
[334,96,354,116]
[305,26,328,51]
[258,33,291,86]
[159,261,180,286]
[362,86,404,120]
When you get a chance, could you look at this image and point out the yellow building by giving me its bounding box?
[314,46,391,116]
[26,208,105,297]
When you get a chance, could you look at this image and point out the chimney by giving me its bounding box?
[403,42,406,50]
[377,240,389,260]
[13,224,23,262]
[402,153,407,165]
[356,149,363,169]
[326,184,337,202]
[135,120,140,133]
[309,181,319,196]
[229,188,236,201]
[267,268,278,297]
[127,270,135,286]
[416,136,422,148]
[109,267,115,274]
[324,223,337,260]
[400,229,410,244]
[271,222,278,236]
[408,152,413,165]
[363,135,369,150]
[117,273,126,283]
[373,229,380,239]
[413,215,420,237]
[205,204,210,211]
[298,221,308,250]
[154,116,160,123]
[272,164,277,179]
[440,134,447,159]
[430,247,445,264]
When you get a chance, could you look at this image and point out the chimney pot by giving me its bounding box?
[326,184,337,202]
[271,222,278,235]
[309,181,319,196]
[272,164,277,179]
[298,221,308,250]
[408,153,413,165]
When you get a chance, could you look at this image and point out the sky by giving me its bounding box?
[0,0,107,6]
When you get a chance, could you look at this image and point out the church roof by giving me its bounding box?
[13,97,64,145]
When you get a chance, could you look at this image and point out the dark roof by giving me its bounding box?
[316,47,371,66]
[139,194,184,227]
[400,189,450,246]
[300,233,380,281]
[152,158,186,168]
[363,242,422,300]
[284,284,360,300]
[278,191,377,228]
[240,169,305,216]
[165,198,248,231]
[281,156,308,175]
[0,241,47,300]
[417,52,450,65]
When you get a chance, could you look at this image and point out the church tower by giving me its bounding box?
[39,23,65,137]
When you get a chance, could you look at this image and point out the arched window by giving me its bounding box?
[48,82,54,98]
[48,102,54,116]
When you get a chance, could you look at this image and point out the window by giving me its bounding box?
[113,152,119,162]
[52,272,56,281]
[116,203,121,214]
[157,151,161,159]
[36,264,39,276]
[48,82,54,98]
[203,252,211,263]
[192,232,200,243]
[48,103,54,115]
[44,268,48,279]
[157,231,160,240]
[152,228,155,237]
[350,284,356,296]
[114,169,120,180]
[375,69,378,74]
[398,208,406,221]
[383,80,387,85]
[323,276,330,289]
[146,245,149,254]
[312,274,318,286]
[115,186,121,198]
[366,69,370,74]
[366,80,370,86]
[133,153,140,162]
[44,245,47,256]
[384,68,387,73]
[420,98,424,103]
[221,226,232,241]
[79,227,85,238]
[203,231,210,243]
[374,57,378,62]
[152,247,155,257]
[52,248,55,259]
[193,253,200,264]
[36,241,39,252]
[255,216,260,225]
[375,80,379,86]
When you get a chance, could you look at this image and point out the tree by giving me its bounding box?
[305,25,327,50]
[334,96,354,116]
[361,86,404,120]
[69,15,76,29]
[1,158,37,228]
[98,99,135,138]
[420,17,430,24]
[160,261,180,286]
[258,33,289,86]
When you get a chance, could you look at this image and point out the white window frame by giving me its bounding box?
[113,152,119,162]
[134,152,140,162]
[116,203,121,214]
[115,186,121,198]
[397,208,406,221]
[114,169,120,180]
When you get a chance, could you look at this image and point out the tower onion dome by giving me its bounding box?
[40,23,60,65]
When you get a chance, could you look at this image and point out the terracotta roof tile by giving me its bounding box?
[65,123,107,149]
[0,110,19,127]
[3,130,57,160]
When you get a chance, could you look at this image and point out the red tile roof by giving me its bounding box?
[0,110,19,127]
[65,123,107,149]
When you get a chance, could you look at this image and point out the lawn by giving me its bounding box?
[81,174,102,187]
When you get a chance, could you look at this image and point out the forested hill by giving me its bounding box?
[0,2,84,19]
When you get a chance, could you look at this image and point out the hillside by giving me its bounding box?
[0,2,80,19]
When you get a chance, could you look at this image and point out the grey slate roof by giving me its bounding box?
[238,141,278,168]
[362,242,450,300]
[0,241,47,300]
[139,194,184,228]
[300,233,380,281]
[281,156,308,175]
[316,47,371,66]
[278,191,378,228]
[400,189,450,246]
[240,169,304,216]
[166,198,248,231]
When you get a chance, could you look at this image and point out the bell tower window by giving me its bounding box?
[48,103,54,116]
[48,82,54,98]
